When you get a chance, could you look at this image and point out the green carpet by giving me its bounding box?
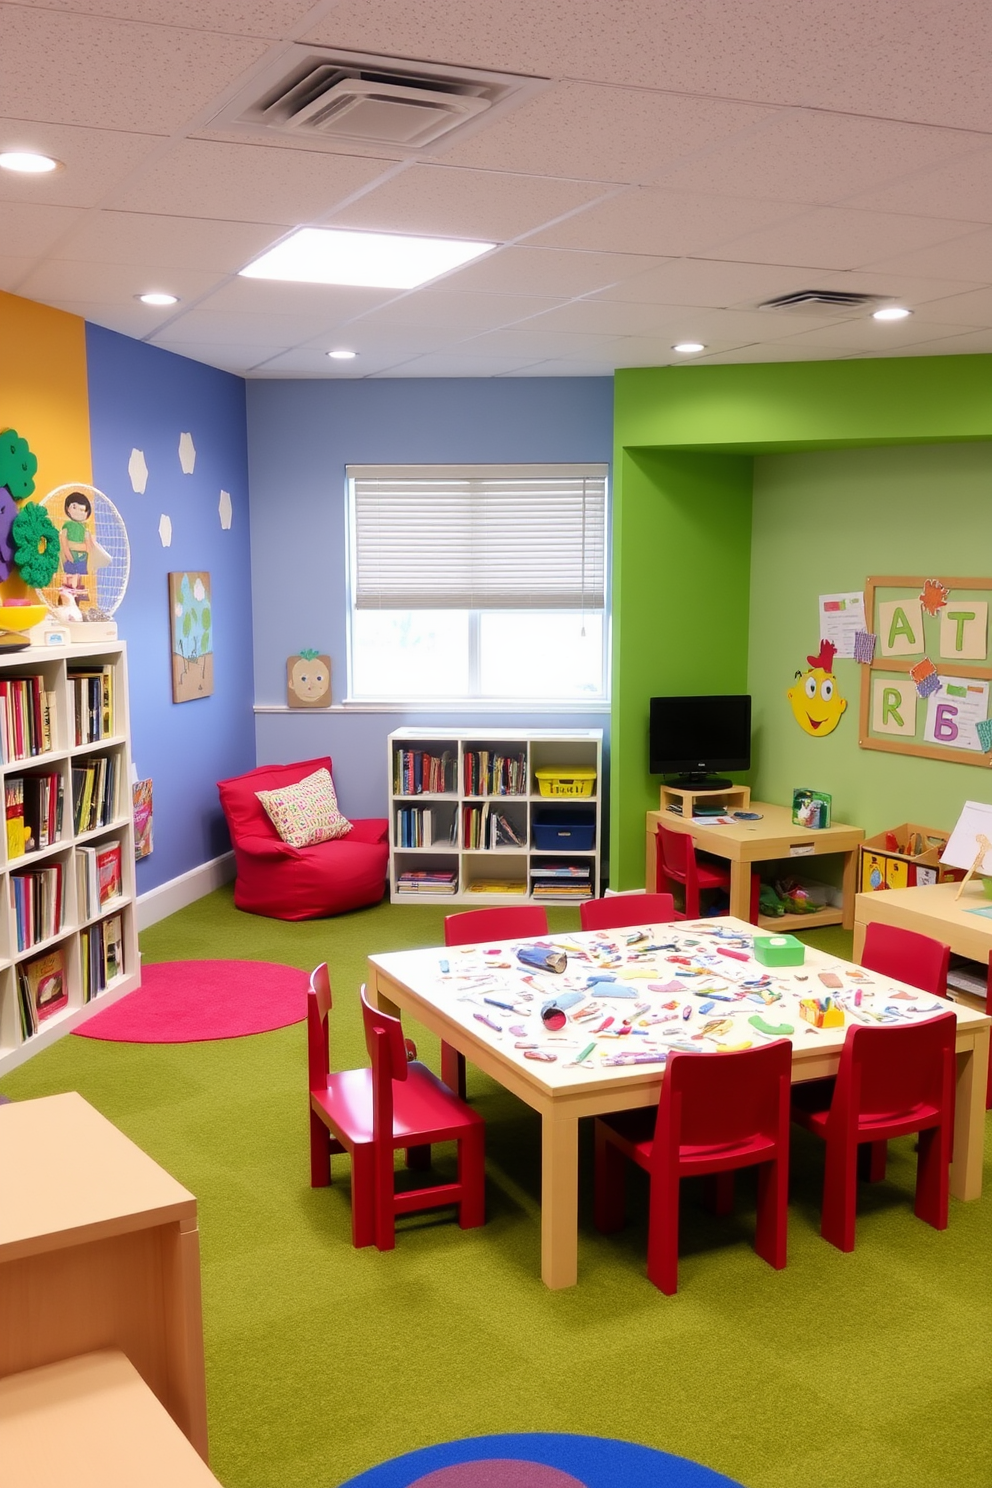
[1,890,989,1488]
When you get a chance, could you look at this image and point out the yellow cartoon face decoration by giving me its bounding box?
[788,640,847,737]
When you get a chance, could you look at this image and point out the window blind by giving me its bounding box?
[349,464,607,611]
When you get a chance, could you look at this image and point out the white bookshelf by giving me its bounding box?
[0,640,140,1076]
[388,727,602,906]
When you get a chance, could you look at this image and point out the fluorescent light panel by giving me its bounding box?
[239,227,495,289]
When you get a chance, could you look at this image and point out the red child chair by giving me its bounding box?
[791,1012,956,1252]
[655,823,760,923]
[360,986,485,1251]
[307,964,375,1248]
[441,906,550,1098]
[594,1041,792,1294]
[580,892,677,933]
[860,922,950,997]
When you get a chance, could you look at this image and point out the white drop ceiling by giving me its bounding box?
[4,0,992,378]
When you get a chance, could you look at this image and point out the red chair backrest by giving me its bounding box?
[656,824,698,886]
[830,1013,956,1131]
[861,922,950,998]
[653,1041,792,1171]
[360,985,409,1145]
[580,893,677,932]
[444,905,549,947]
[218,756,336,843]
[307,963,332,1094]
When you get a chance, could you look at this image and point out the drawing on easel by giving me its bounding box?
[940,801,992,898]
[169,571,213,703]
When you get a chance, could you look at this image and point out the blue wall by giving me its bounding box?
[246,377,614,822]
[85,326,255,892]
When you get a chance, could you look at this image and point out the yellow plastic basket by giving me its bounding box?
[535,767,596,798]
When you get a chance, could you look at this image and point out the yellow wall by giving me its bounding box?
[0,290,91,494]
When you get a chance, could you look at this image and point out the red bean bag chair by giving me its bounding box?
[218,757,389,920]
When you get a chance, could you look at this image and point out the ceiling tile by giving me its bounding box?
[514,359,617,376]
[370,352,547,378]
[149,307,345,348]
[857,226,992,283]
[526,188,807,256]
[0,8,267,132]
[247,347,414,377]
[46,212,280,272]
[810,267,991,306]
[0,202,86,258]
[23,297,207,340]
[196,275,400,320]
[841,146,992,225]
[523,299,836,339]
[591,257,818,308]
[0,123,165,209]
[852,329,992,357]
[903,286,992,326]
[440,81,777,184]
[654,112,990,207]
[458,326,634,359]
[703,208,987,272]
[295,324,480,354]
[428,246,671,298]
[16,259,222,306]
[775,318,976,353]
[144,339,279,372]
[351,289,564,332]
[25,1,319,38]
[690,340,868,366]
[0,257,35,291]
[113,139,397,224]
[328,165,613,242]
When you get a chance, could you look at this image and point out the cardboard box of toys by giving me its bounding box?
[859,822,964,893]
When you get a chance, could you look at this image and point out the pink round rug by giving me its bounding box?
[73,960,307,1043]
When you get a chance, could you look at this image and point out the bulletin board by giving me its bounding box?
[859,575,992,768]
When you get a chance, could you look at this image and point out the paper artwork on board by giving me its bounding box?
[169,571,213,703]
[818,591,865,659]
[922,675,989,752]
[787,640,847,737]
[941,800,992,873]
[938,600,987,661]
[870,676,918,737]
[877,597,924,657]
[919,578,949,616]
[287,650,331,708]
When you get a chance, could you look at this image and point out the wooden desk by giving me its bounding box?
[369,916,988,1290]
[0,1093,208,1460]
[0,1351,220,1488]
[646,800,864,931]
[854,880,992,992]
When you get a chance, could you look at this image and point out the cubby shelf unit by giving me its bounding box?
[388,727,603,906]
[0,640,140,1076]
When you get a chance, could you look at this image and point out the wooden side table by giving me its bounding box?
[0,1092,208,1461]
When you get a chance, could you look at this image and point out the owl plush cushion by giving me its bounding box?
[255,767,352,847]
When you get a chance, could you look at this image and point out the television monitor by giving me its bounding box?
[649,694,751,788]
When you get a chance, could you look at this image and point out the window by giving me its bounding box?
[346,465,609,705]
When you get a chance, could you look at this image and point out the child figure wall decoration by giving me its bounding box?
[287,649,331,708]
[169,571,213,703]
[787,639,847,737]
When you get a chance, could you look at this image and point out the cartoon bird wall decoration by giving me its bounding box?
[787,639,847,737]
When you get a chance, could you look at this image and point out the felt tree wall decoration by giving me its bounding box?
[0,428,39,584]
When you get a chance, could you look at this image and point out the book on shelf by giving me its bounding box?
[393,748,456,796]
[396,868,458,895]
[76,845,99,920]
[68,664,115,745]
[5,772,64,857]
[0,676,56,762]
[395,805,434,848]
[71,753,119,835]
[462,749,527,797]
[466,878,527,895]
[96,840,123,905]
[80,913,125,1002]
[5,777,25,859]
[530,861,593,901]
[17,945,68,1036]
[10,861,64,951]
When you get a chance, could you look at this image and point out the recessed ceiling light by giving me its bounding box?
[239,227,495,290]
[0,151,61,174]
[872,306,912,321]
[672,342,706,354]
[327,349,357,360]
[136,292,179,306]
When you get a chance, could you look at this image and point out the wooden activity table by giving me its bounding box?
[368,916,989,1290]
[0,1092,208,1459]
[646,800,864,931]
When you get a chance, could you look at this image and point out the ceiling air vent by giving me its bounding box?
[210,47,550,157]
[757,290,894,315]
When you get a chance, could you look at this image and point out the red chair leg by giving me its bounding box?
[914,1123,950,1230]
[684,882,700,919]
[310,1109,331,1188]
[593,1124,626,1233]
[350,1143,375,1249]
[646,1167,682,1295]
[441,1042,467,1100]
[457,1125,486,1230]
[755,1157,788,1270]
[821,1136,859,1252]
[712,1171,734,1217]
[868,1140,887,1183]
[406,1144,431,1170]
[373,1144,396,1252]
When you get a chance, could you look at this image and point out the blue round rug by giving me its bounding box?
[340,1434,744,1487]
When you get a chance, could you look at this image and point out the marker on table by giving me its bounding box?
[439,959,450,974]
[474,1012,502,1032]
[565,1041,598,1068]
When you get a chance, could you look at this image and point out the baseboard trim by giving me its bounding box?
[137,851,236,931]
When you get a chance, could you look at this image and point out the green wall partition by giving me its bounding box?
[611,354,992,888]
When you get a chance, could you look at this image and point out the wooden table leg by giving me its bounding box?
[441,1043,467,1100]
[645,824,657,893]
[951,1027,989,1201]
[541,1110,579,1289]
[728,862,751,921]
[841,849,858,930]
[852,920,867,962]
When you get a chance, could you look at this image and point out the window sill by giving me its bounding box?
[254,700,611,715]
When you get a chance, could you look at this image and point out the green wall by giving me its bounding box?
[750,442,992,835]
[611,354,992,890]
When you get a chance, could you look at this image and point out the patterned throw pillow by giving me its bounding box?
[256,768,352,847]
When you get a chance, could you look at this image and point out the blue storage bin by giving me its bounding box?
[532,809,596,851]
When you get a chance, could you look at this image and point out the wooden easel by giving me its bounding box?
[955,832,992,900]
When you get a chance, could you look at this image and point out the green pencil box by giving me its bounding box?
[753,934,805,967]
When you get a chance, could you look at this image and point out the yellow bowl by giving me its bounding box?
[0,604,50,632]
